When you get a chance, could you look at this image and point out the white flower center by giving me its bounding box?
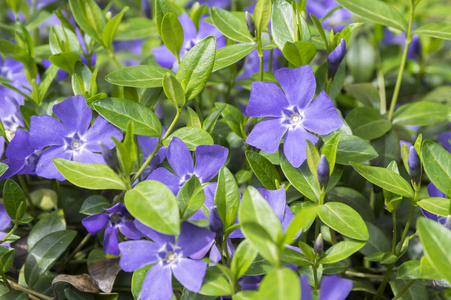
[290,113,301,124]
[70,139,82,150]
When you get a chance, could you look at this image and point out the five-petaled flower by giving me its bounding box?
[301,274,353,300]
[245,65,343,168]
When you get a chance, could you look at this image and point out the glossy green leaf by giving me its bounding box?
[392,101,447,126]
[327,134,378,165]
[211,7,254,43]
[131,265,151,299]
[3,179,27,222]
[319,240,366,264]
[321,132,341,174]
[389,279,428,300]
[419,256,442,280]
[49,25,81,54]
[25,230,77,286]
[163,127,214,151]
[345,107,392,140]
[215,103,244,138]
[162,72,185,108]
[94,97,162,137]
[79,195,110,215]
[27,210,66,250]
[0,247,14,274]
[186,107,201,128]
[125,180,180,235]
[105,65,174,88]
[397,260,420,280]
[335,0,407,32]
[49,52,82,74]
[78,0,104,36]
[371,130,400,168]
[161,13,184,60]
[421,140,451,197]
[258,268,300,300]
[306,140,320,180]
[254,0,271,33]
[245,151,281,190]
[418,197,450,216]
[271,0,295,50]
[177,176,205,220]
[231,240,258,280]
[328,187,376,223]
[203,105,226,134]
[280,154,319,202]
[113,122,136,177]
[415,21,451,40]
[53,158,127,190]
[0,163,8,177]
[351,163,414,198]
[0,38,28,62]
[283,203,318,245]
[359,222,391,257]
[199,267,233,296]
[213,43,257,72]
[102,7,128,51]
[176,36,216,101]
[155,0,181,36]
[215,167,240,229]
[318,202,369,240]
[281,247,311,266]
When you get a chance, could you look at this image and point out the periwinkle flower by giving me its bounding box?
[147,137,228,195]
[119,221,215,300]
[236,48,282,81]
[408,146,421,185]
[327,39,346,80]
[301,274,353,300]
[137,133,167,179]
[82,203,143,255]
[29,95,123,181]
[0,56,30,94]
[317,155,330,190]
[245,65,343,168]
[188,0,230,8]
[438,124,451,153]
[306,0,352,31]
[0,96,24,142]
[0,137,4,159]
[152,13,226,71]
[422,183,451,230]
[259,187,294,231]
[0,203,12,247]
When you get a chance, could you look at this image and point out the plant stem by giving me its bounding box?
[392,280,416,300]
[313,266,319,290]
[373,263,394,300]
[392,212,397,254]
[108,50,123,69]
[7,279,54,300]
[396,204,416,256]
[387,4,415,121]
[0,223,18,244]
[18,175,37,222]
[2,274,11,290]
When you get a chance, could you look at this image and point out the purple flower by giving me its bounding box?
[0,129,41,181]
[327,39,346,80]
[236,48,282,80]
[306,0,352,31]
[0,137,4,159]
[137,133,167,179]
[29,95,123,181]
[82,203,143,255]
[119,221,215,300]
[0,56,30,95]
[188,0,230,8]
[0,203,12,247]
[317,155,330,190]
[258,187,294,232]
[438,125,451,153]
[113,39,145,67]
[152,13,226,71]
[245,66,343,168]
[0,96,24,142]
[408,146,421,185]
[382,29,422,61]
[147,137,228,194]
[301,275,353,300]
[422,183,451,229]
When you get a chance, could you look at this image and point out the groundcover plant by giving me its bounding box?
[0,0,450,299]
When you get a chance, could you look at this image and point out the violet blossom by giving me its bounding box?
[147,137,228,194]
[188,0,230,8]
[82,203,143,255]
[119,221,215,300]
[0,203,12,247]
[306,0,352,31]
[29,95,122,181]
[0,96,25,142]
[301,275,353,300]
[438,123,451,153]
[137,133,167,179]
[245,65,343,168]
[422,183,451,229]
[152,13,226,71]
[236,49,282,80]
[0,56,30,94]
[327,39,346,80]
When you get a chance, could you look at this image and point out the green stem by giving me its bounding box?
[7,279,54,300]
[392,280,416,300]
[387,5,415,121]
[2,274,11,290]
[108,50,123,69]
[57,233,91,273]
[373,263,394,300]
[259,53,264,81]
[396,204,416,256]
[18,175,37,222]
[313,266,319,290]
[194,96,204,123]
[0,223,18,244]
[392,212,397,254]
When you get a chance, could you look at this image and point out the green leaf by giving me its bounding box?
[3,179,27,222]
[397,260,420,280]
[0,247,15,274]
[79,195,110,215]
[258,268,300,300]
[418,197,450,216]
[94,97,162,137]
[199,267,233,296]
[176,36,216,101]
[392,101,447,126]
[211,8,254,43]
[0,163,8,177]
[213,43,257,72]
[271,0,295,50]
[177,176,205,220]
[125,180,180,235]
[415,21,451,40]
[203,105,226,134]
[186,107,202,128]
[282,41,316,68]
[321,132,341,174]
[160,13,184,60]
[215,167,240,229]
[25,230,77,286]
[78,0,104,36]
[421,140,451,197]
[39,65,58,101]
[48,25,81,54]
[231,240,258,280]
[283,203,318,245]
[306,140,320,181]
[49,52,82,74]
[155,0,181,37]
[344,83,380,108]
[102,7,128,51]
[113,122,136,177]
[214,103,244,138]
[336,23,364,45]
[327,134,378,165]
[359,222,391,257]
[419,256,442,280]
[162,72,185,108]
[310,14,329,52]
[105,65,174,88]
[351,163,414,198]
[281,247,311,266]
[335,0,407,32]
[131,265,151,299]
[345,107,392,140]
[163,127,214,151]
[417,217,451,283]
[27,210,66,250]
[389,279,428,300]
[239,186,282,265]
[254,0,272,33]
[371,130,400,168]
[53,158,127,190]
[245,151,281,190]
[0,39,28,62]
[318,202,369,240]
[319,240,366,264]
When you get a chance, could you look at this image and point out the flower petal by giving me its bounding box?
[283,127,318,168]
[300,276,313,300]
[438,131,451,153]
[53,95,91,134]
[168,137,193,178]
[179,13,197,43]
[427,182,446,198]
[72,149,105,164]
[5,129,34,160]
[302,91,343,135]
[81,213,109,235]
[152,44,176,69]
[83,117,123,152]
[194,145,228,183]
[119,220,145,240]
[134,220,176,245]
[0,159,25,181]
[258,187,286,222]
[118,240,160,272]
[141,263,173,300]
[172,258,207,293]
[246,82,288,118]
[35,146,72,180]
[318,275,353,300]
[29,115,67,148]
[246,118,287,154]
[177,222,215,257]
[274,66,316,109]
[190,239,214,260]
[103,225,120,255]
[146,167,181,194]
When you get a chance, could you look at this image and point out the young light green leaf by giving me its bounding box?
[177,176,205,220]
[102,7,128,51]
[283,203,318,245]
[397,260,420,280]
[245,151,281,190]
[53,158,127,190]
[418,197,450,216]
[162,72,185,108]
[306,140,320,181]
[321,132,341,174]
[258,268,300,300]
[163,127,214,151]
[125,180,180,235]
[113,121,136,177]
[414,22,451,40]
[69,0,103,45]
[186,107,202,128]
[271,0,295,50]
[105,65,175,88]
[215,167,240,229]
[213,42,257,72]
[3,179,27,222]
[421,140,451,197]
[0,163,8,177]
[319,240,366,264]
[203,105,226,133]
[254,0,272,33]
[282,41,317,67]
[199,267,233,296]
[231,240,258,280]
[392,101,447,126]
[161,13,184,60]
[49,52,82,74]
[211,7,254,43]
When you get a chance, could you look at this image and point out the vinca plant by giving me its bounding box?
[0,0,450,299]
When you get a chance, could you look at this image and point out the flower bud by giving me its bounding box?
[314,233,323,255]
[246,11,256,38]
[327,38,346,81]
[209,207,224,245]
[317,155,330,190]
[408,146,421,186]
[98,142,120,173]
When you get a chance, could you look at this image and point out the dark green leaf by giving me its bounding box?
[28,210,66,250]
[3,179,27,222]
[359,222,391,257]
[211,8,254,43]
[245,151,281,190]
[105,65,175,88]
[80,195,110,216]
[215,167,240,229]
[345,107,392,140]
[213,43,257,72]
[392,101,447,126]
[280,154,319,202]
[203,105,226,134]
